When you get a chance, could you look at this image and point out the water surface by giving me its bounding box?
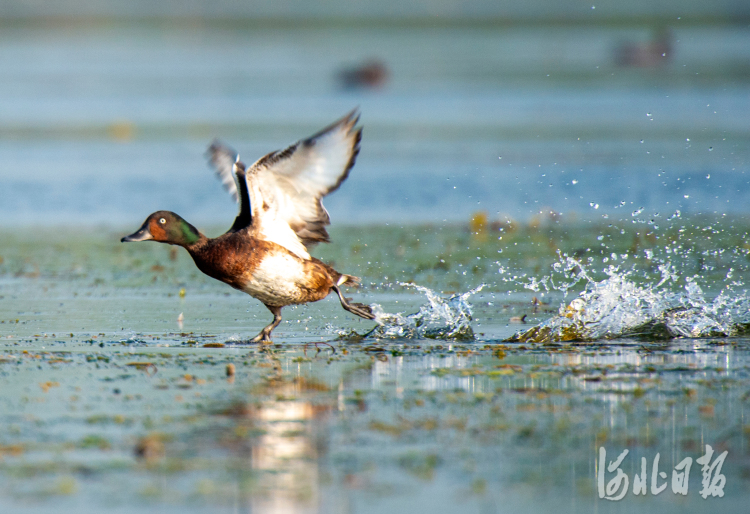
[1,220,750,512]
[1,14,749,514]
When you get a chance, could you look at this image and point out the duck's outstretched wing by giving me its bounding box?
[208,111,361,259]
[207,140,240,202]
[248,110,361,245]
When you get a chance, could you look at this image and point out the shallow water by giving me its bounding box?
[1,11,750,513]
[1,220,750,513]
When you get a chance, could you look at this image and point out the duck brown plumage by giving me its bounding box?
[121,111,374,343]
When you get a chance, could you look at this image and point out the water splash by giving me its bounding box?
[508,259,750,343]
[362,284,483,341]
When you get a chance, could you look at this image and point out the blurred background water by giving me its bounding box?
[1,3,750,514]
[0,0,748,227]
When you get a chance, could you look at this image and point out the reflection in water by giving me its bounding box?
[251,399,320,513]
[0,335,748,513]
[220,356,334,514]
[325,339,750,513]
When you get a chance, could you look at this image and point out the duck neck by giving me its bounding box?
[177,220,205,249]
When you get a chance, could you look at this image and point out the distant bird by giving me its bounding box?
[121,111,375,343]
[615,28,672,68]
[338,59,388,90]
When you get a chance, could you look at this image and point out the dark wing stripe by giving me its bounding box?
[253,143,299,171]
[228,160,252,232]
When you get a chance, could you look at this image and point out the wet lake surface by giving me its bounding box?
[1,221,750,513]
[0,12,749,514]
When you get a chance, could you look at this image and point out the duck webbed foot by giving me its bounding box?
[332,285,376,320]
[250,305,282,343]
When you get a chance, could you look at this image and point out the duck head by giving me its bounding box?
[121,211,202,246]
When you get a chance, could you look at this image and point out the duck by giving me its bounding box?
[121,111,375,343]
[614,27,672,68]
[338,59,389,90]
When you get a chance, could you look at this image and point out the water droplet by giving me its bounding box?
[571,179,578,185]
[646,112,652,117]
[640,140,644,143]
[708,147,713,151]
[684,194,690,199]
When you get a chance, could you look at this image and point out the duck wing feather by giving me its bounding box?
[207,110,361,260]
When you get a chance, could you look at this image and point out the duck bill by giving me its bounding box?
[121,223,154,242]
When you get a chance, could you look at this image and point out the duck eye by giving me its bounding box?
[159,218,166,224]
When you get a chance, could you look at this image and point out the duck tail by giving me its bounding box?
[336,273,361,288]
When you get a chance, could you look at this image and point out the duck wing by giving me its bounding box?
[207,140,240,202]
[206,143,253,233]
[207,110,362,259]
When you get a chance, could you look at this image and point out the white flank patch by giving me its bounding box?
[241,252,306,305]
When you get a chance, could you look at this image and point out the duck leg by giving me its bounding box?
[332,285,376,320]
[251,305,283,343]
